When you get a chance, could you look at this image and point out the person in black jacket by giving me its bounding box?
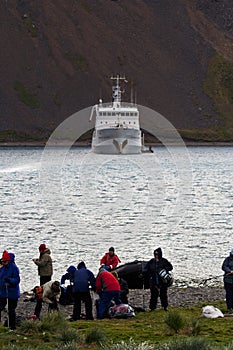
[222,248,233,313]
[145,247,173,311]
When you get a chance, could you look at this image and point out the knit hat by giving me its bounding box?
[2,250,11,261]
[52,281,60,292]
[39,244,46,252]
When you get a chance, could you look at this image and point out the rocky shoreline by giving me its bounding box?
[11,286,225,321]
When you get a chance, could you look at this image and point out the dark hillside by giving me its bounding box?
[0,0,233,142]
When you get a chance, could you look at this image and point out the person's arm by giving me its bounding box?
[61,273,69,285]
[164,259,173,272]
[222,258,232,274]
[100,254,107,266]
[88,270,96,292]
[110,255,120,269]
[33,255,49,267]
[96,275,101,294]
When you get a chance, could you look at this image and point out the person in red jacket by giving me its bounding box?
[100,247,121,270]
[96,267,121,319]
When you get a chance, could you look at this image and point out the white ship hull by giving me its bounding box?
[92,128,142,154]
[92,137,142,154]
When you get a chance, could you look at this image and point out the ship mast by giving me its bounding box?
[111,74,126,108]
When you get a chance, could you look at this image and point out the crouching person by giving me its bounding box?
[0,250,20,330]
[96,267,121,319]
[34,281,60,319]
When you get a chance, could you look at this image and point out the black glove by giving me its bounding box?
[4,277,10,283]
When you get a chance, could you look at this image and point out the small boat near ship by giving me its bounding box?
[90,75,143,154]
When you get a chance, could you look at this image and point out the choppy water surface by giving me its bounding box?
[0,146,233,291]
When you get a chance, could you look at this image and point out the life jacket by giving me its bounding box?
[33,286,43,300]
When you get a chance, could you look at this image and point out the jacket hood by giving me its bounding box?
[154,247,162,259]
[9,253,15,262]
[41,248,51,255]
[77,261,86,269]
[67,265,76,273]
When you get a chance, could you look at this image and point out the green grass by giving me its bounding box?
[1,302,233,349]
[177,54,233,142]
[14,81,40,109]
[203,53,233,140]
[65,53,88,72]
[23,16,38,37]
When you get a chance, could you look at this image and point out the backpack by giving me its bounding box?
[108,304,135,318]
[33,286,43,300]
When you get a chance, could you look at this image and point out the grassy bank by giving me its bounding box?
[1,300,233,350]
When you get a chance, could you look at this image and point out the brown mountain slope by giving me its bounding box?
[0,0,233,142]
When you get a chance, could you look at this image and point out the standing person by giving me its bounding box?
[72,261,96,320]
[96,266,121,319]
[100,247,121,270]
[145,248,173,311]
[32,244,53,285]
[34,281,61,319]
[0,250,20,330]
[222,248,233,313]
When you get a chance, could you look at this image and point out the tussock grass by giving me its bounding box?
[59,328,81,344]
[55,341,80,350]
[103,338,155,350]
[165,311,186,334]
[18,319,40,334]
[225,342,233,350]
[158,337,213,350]
[85,327,106,345]
[39,312,68,333]
[1,346,36,350]
[190,318,201,336]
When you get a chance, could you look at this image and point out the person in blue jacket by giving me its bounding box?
[60,265,76,305]
[61,265,76,285]
[0,250,20,330]
[72,261,96,320]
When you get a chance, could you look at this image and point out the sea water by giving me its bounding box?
[0,146,232,291]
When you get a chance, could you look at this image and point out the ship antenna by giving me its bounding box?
[130,81,134,104]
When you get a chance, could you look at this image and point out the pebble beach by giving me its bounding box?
[9,286,225,322]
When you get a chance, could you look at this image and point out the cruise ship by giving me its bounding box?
[90,75,142,154]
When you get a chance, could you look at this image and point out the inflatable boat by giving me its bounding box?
[114,260,150,289]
